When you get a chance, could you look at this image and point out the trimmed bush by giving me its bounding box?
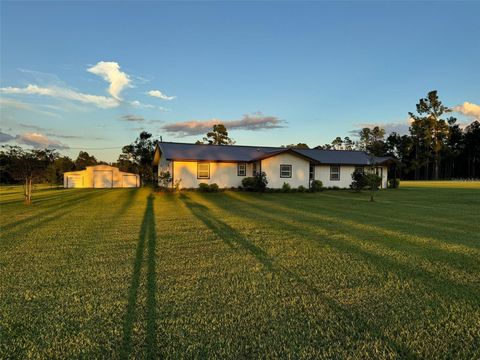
[198,183,210,192]
[282,182,291,192]
[242,172,268,192]
[297,185,307,193]
[310,180,323,192]
[241,177,256,191]
[350,168,368,192]
[209,183,219,192]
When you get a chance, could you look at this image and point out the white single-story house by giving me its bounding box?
[152,142,394,190]
[64,165,140,188]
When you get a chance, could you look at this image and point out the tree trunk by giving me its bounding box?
[433,153,440,180]
[24,178,32,205]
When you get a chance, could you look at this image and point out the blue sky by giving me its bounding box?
[1,1,479,161]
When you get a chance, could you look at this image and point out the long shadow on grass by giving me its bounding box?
[121,193,157,359]
[214,193,479,305]
[253,194,480,261]
[182,193,417,358]
[0,191,114,249]
[181,193,274,272]
[0,190,104,232]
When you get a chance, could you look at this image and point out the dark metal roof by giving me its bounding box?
[157,142,281,162]
[156,142,394,165]
[294,149,392,165]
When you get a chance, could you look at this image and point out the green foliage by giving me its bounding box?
[74,151,97,170]
[310,180,323,192]
[199,124,235,145]
[366,173,382,190]
[388,178,400,189]
[198,183,211,192]
[119,131,154,184]
[241,172,268,192]
[1,186,479,358]
[209,183,219,192]
[350,168,369,191]
[297,185,307,193]
[241,177,256,190]
[157,171,172,190]
[282,182,291,192]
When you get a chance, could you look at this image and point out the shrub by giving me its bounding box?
[254,171,268,192]
[209,183,219,192]
[350,168,368,192]
[198,183,210,192]
[158,171,172,191]
[241,177,256,191]
[282,182,291,192]
[388,178,400,189]
[310,180,323,192]
[242,172,268,192]
[297,185,307,193]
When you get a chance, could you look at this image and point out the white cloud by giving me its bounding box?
[16,132,69,150]
[453,102,480,120]
[130,100,155,109]
[162,112,287,136]
[147,89,176,101]
[87,61,131,100]
[0,84,118,108]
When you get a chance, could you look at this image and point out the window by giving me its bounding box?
[330,165,340,181]
[197,163,210,179]
[280,164,292,178]
[237,163,246,176]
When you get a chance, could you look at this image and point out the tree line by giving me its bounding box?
[286,91,480,180]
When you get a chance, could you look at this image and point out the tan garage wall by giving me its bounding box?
[261,153,310,189]
[64,165,139,188]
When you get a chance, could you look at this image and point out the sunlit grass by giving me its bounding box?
[401,180,480,189]
[1,185,479,358]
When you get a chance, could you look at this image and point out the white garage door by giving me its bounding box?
[93,170,113,188]
[122,175,138,188]
[66,175,83,188]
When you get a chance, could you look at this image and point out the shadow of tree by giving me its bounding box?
[180,193,417,358]
[182,194,274,272]
[121,193,157,359]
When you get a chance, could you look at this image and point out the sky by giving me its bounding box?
[1,1,479,162]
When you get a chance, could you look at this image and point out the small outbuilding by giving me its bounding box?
[64,165,140,188]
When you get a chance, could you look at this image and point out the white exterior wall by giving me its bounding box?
[261,153,310,189]
[315,165,388,189]
[172,161,253,189]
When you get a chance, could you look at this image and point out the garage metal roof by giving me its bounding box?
[156,142,393,165]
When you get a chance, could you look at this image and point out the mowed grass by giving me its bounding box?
[401,180,480,189]
[1,185,479,358]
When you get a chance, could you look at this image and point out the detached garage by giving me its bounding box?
[64,165,140,188]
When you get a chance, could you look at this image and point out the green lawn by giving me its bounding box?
[1,185,479,358]
[401,180,480,189]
